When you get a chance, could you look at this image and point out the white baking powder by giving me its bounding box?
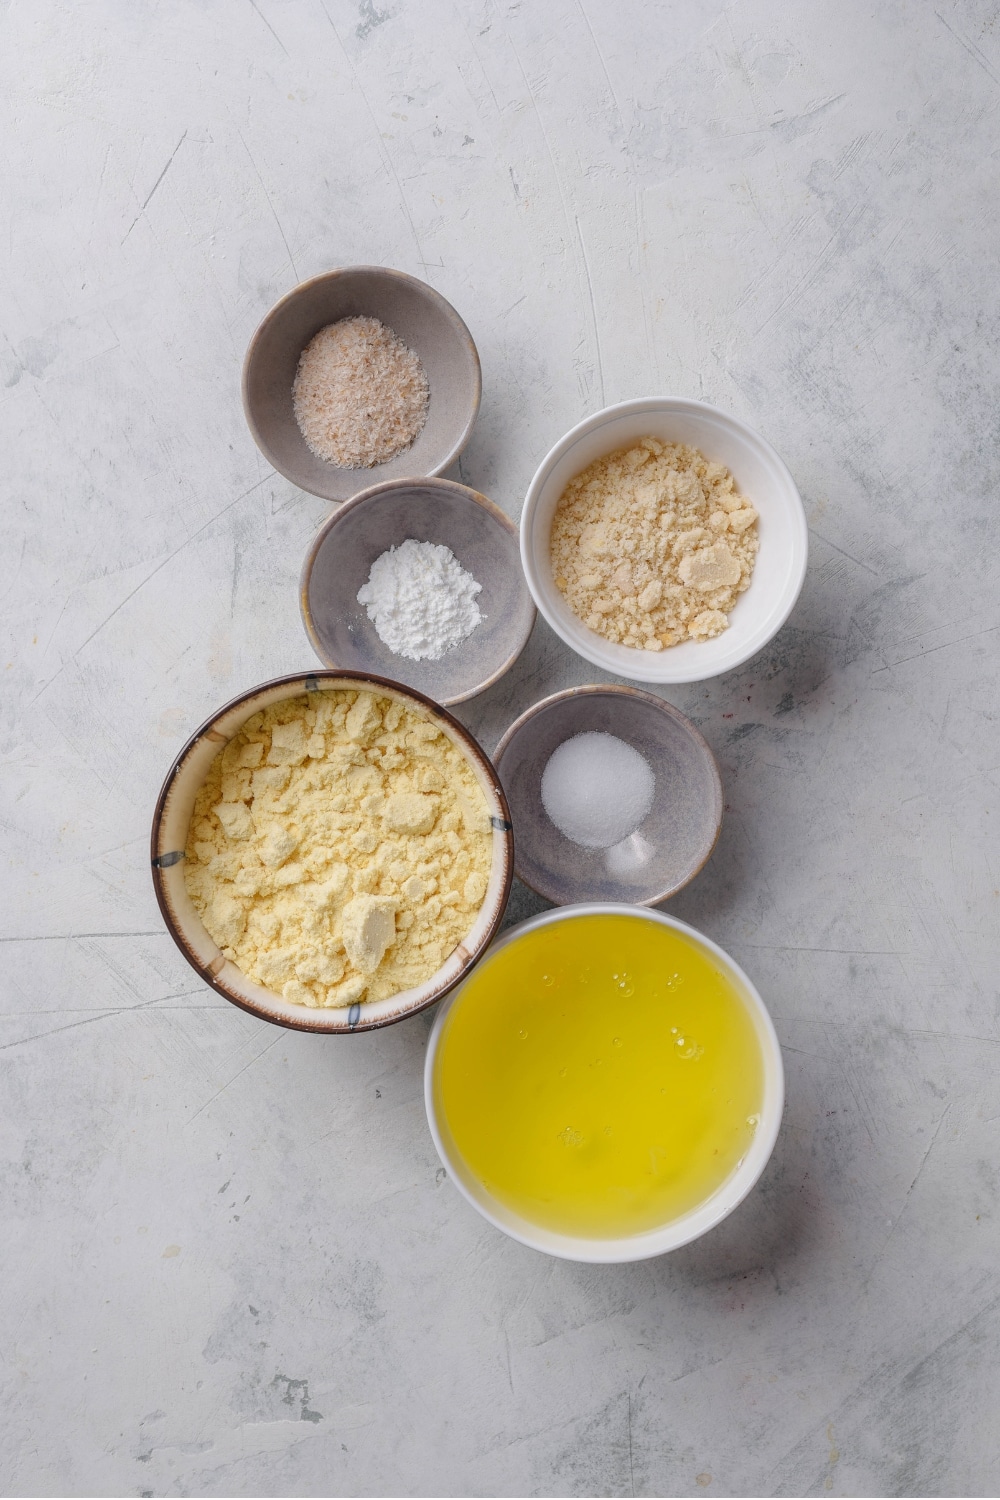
[357,538,483,661]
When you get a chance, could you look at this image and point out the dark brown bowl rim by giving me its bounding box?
[240,266,482,500]
[492,683,723,908]
[299,475,537,706]
[150,668,514,1033]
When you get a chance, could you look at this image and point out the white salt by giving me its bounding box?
[540,732,655,849]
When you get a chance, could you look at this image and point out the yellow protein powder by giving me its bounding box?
[549,437,759,649]
[183,689,493,1009]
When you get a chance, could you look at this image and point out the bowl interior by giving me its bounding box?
[494,688,722,905]
[243,268,481,503]
[151,672,512,1033]
[425,904,784,1263]
[522,400,807,684]
[302,480,536,705]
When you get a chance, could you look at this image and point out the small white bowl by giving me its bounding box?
[424,903,784,1263]
[520,398,808,685]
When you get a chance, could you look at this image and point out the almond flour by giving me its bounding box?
[183,689,492,1010]
[549,438,759,649]
[292,316,429,468]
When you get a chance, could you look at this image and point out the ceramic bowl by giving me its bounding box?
[150,670,513,1034]
[242,266,481,503]
[425,903,784,1263]
[520,397,808,684]
[301,477,536,706]
[493,685,722,906]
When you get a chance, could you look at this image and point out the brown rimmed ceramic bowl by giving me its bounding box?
[300,477,536,706]
[242,266,481,503]
[493,685,722,907]
[150,670,513,1034]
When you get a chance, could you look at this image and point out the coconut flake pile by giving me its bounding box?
[292,316,429,468]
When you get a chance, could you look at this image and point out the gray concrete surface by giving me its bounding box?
[2,1,999,1495]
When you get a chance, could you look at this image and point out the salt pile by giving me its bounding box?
[540,732,655,849]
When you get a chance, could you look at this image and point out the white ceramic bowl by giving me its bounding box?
[520,398,808,685]
[424,903,784,1263]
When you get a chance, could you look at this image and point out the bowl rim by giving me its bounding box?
[299,475,536,706]
[150,668,514,1034]
[520,395,809,685]
[241,265,483,499]
[424,902,785,1262]
[492,683,723,906]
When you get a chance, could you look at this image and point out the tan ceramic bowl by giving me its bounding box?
[242,266,481,503]
[301,477,536,706]
[150,670,513,1033]
[494,685,722,906]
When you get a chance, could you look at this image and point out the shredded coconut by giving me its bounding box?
[292,316,429,468]
[549,437,759,649]
[357,538,483,661]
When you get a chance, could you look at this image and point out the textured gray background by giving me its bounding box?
[2,1,999,1495]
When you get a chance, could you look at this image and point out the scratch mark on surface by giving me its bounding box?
[2,992,210,1016]
[236,128,298,278]
[935,10,1000,87]
[0,931,166,944]
[745,944,902,956]
[0,992,197,1052]
[872,623,1000,673]
[29,474,272,706]
[627,1391,635,1497]
[810,530,880,576]
[317,3,429,274]
[248,0,289,54]
[575,216,606,407]
[754,203,866,335]
[857,1106,953,1296]
[121,131,188,245]
[493,5,597,377]
[186,1034,282,1124]
[901,1028,1000,1046]
[576,0,625,132]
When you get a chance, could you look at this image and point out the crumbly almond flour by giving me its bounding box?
[549,438,759,649]
[292,316,429,468]
[183,689,492,1010]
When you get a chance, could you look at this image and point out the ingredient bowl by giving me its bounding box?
[242,266,481,503]
[150,670,513,1033]
[301,477,536,705]
[520,397,808,684]
[425,903,784,1262]
[493,684,722,905]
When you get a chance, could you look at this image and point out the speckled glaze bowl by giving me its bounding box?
[521,397,808,684]
[493,685,722,906]
[150,670,513,1034]
[301,477,536,706]
[425,904,784,1263]
[242,266,481,503]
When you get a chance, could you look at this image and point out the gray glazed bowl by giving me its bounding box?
[493,685,723,906]
[150,670,514,1034]
[301,477,536,706]
[242,266,481,503]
